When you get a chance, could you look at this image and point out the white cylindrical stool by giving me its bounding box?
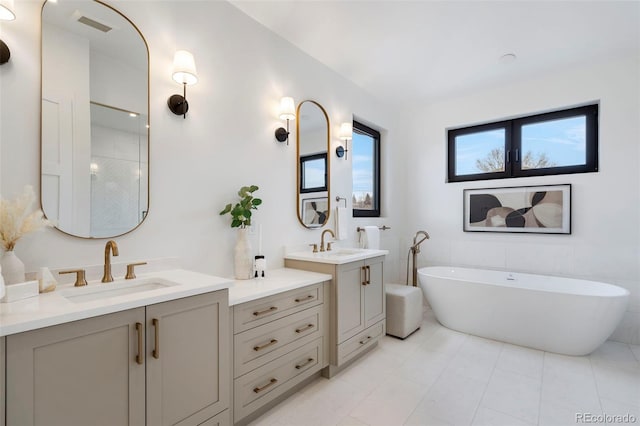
[385,283,423,339]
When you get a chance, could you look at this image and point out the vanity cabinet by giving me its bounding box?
[285,256,385,375]
[5,291,229,426]
[1,337,5,426]
[231,282,329,424]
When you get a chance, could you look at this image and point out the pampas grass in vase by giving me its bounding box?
[0,185,51,284]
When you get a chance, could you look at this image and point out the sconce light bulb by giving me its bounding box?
[339,122,353,141]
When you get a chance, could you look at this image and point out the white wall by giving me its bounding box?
[398,53,640,344]
[0,1,404,285]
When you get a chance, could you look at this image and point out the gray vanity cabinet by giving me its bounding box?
[1,337,5,426]
[5,291,230,426]
[6,308,147,426]
[285,255,386,376]
[146,291,229,426]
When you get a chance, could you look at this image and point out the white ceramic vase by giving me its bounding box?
[234,227,253,280]
[0,265,5,300]
[1,250,26,285]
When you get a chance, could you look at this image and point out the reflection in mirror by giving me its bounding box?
[296,101,330,228]
[41,0,149,238]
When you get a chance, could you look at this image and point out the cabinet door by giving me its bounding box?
[6,309,146,426]
[1,337,5,426]
[336,261,365,343]
[364,257,385,328]
[146,290,229,426]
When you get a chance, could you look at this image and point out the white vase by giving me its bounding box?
[1,250,26,285]
[234,228,253,280]
[0,265,5,300]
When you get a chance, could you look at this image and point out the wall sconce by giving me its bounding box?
[336,122,353,159]
[275,96,295,145]
[167,50,198,119]
[0,0,15,66]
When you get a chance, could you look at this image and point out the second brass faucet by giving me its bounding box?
[320,229,335,252]
[102,240,119,283]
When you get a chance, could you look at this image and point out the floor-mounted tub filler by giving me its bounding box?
[417,266,629,356]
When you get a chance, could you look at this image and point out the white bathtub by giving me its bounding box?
[417,266,629,356]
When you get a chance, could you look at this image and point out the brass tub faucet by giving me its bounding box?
[102,240,119,283]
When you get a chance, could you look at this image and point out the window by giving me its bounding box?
[300,153,327,193]
[448,104,598,182]
[352,121,381,217]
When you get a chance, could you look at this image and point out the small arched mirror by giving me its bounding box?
[41,0,149,238]
[296,100,330,228]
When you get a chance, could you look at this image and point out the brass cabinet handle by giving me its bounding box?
[253,378,278,394]
[152,318,160,359]
[135,322,143,365]
[359,336,372,345]
[59,269,88,287]
[294,295,314,303]
[361,266,367,286]
[295,358,315,370]
[253,338,278,352]
[253,306,278,317]
[125,262,147,280]
[366,265,371,285]
[295,323,314,334]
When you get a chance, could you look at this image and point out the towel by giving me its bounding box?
[335,207,350,240]
[362,226,380,249]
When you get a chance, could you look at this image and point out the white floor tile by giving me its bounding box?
[592,363,640,408]
[394,348,451,386]
[599,397,640,423]
[336,416,370,426]
[590,341,640,372]
[480,369,541,424]
[541,352,602,412]
[471,406,535,426]
[630,344,640,362]
[539,398,600,426]
[414,369,487,425]
[495,343,544,380]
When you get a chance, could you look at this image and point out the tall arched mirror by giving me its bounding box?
[296,100,330,228]
[41,0,149,238]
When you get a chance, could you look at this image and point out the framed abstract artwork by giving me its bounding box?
[301,197,329,228]
[463,184,571,234]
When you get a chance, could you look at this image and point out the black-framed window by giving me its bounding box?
[300,153,327,193]
[352,121,381,217]
[447,104,598,182]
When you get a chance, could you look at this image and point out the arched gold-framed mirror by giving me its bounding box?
[40,0,149,238]
[296,100,330,228]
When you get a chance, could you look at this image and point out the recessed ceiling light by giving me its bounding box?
[500,53,517,64]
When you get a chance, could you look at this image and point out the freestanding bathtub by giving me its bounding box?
[417,266,629,356]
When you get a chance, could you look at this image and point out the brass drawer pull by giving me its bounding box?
[366,265,371,285]
[295,358,315,370]
[295,323,314,334]
[152,318,160,359]
[253,338,278,352]
[253,306,278,317]
[359,336,372,345]
[253,378,278,393]
[361,266,367,286]
[135,322,143,365]
[294,295,314,303]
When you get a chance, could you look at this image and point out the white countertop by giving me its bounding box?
[284,248,388,265]
[0,269,232,337]
[227,268,332,306]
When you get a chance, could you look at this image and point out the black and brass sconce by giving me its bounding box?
[167,50,198,119]
[336,122,353,159]
[0,0,15,66]
[275,96,295,145]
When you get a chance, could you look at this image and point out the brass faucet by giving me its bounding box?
[320,229,335,252]
[102,240,119,283]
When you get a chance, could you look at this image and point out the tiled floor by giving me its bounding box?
[249,310,640,426]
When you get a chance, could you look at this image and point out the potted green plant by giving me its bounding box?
[220,185,262,279]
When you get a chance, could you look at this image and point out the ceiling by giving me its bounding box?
[229,0,640,105]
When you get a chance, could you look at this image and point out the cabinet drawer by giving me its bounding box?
[234,305,323,378]
[198,409,230,426]
[337,320,384,366]
[234,337,322,421]
[233,283,324,333]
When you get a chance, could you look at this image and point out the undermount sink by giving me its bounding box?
[285,248,389,265]
[61,278,179,304]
